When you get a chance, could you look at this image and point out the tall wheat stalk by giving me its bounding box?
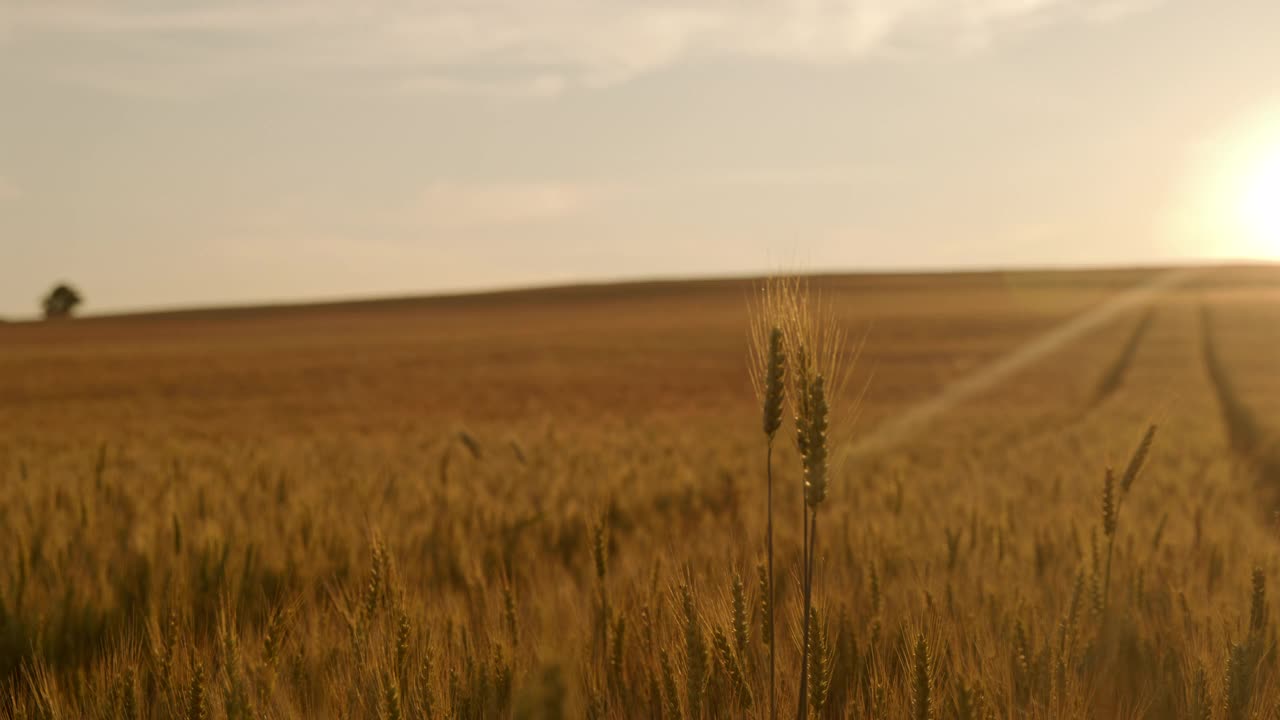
[1101,424,1157,612]
[749,280,791,720]
[770,278,850,720]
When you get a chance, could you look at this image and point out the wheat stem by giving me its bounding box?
[766,439,776,720]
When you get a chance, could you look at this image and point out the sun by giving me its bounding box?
[1172,112,1280,259]
[1237,140,1280,252]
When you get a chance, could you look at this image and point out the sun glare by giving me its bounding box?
[1187,114,1280,259]
[1237,141,1280,253]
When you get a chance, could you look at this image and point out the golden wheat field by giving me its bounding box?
[3,266,1280,719]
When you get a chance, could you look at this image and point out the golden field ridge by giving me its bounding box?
[2,267,1280,718]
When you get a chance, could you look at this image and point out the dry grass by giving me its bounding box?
[2,267,1279,718]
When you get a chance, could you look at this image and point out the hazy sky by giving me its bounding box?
[3,0,1280,316]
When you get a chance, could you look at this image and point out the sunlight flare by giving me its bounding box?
[1237,139,1280,252]
[1177,110,1280,259]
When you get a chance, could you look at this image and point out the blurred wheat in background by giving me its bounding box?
[2,268,1280,718]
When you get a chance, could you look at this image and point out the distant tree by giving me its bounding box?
[42,283,83,319]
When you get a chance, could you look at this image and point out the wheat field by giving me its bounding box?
[2,267,1280,719]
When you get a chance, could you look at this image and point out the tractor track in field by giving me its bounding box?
[846,269,1195,460]
[1198,303,1280,487]
[1090,307,1156,406]
[979,305,1164,456]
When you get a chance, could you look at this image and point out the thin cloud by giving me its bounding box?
[684,167,881,187]
[0,177,21,202]
[413,181,593,228]
[8,1,1161,98]
[394,73,568,100]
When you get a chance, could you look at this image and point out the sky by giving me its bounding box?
[2,0,1280,316]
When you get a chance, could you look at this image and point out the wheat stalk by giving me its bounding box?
[749,277,793,720]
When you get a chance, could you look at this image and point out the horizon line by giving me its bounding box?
[4,258,1277,324]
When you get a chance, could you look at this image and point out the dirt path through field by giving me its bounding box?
[846,268,1198,458]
